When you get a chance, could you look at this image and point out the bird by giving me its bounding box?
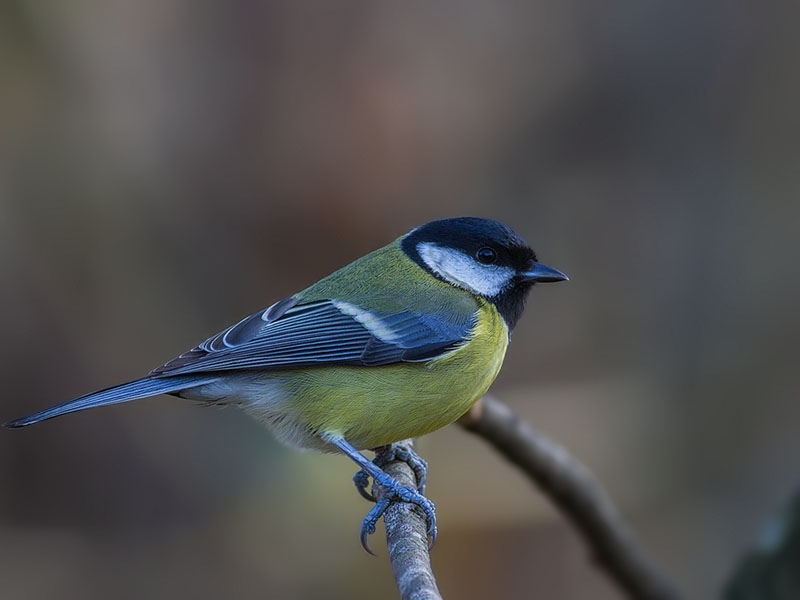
[5,216,567,550]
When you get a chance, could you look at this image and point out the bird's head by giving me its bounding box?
[401,217,567,328]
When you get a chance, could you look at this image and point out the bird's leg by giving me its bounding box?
[352,442,428,501]
[332,438,437,553]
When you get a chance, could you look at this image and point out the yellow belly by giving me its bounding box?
[270,301,509,450]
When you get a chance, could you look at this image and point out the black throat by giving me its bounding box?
[490,281,534,331]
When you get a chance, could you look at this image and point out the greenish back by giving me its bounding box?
[295,238,479,320]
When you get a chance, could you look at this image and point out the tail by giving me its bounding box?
[4,374,221,428]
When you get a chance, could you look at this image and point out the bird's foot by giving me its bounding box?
[352,442,428,501]
[359,469,437,554]
[352,469,373,502]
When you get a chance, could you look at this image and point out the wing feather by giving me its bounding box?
[151,297,475,376]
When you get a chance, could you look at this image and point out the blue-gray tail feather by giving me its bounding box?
[4,375,220,428]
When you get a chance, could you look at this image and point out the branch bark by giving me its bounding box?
[379,439,443,600]
[458,395,681,600]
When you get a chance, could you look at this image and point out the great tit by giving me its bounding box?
[6,217,567,549]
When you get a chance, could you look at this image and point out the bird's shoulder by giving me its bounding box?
[150,242,480,376]
[295,239,479,316]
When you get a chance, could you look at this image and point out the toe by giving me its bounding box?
[352,469,376,502]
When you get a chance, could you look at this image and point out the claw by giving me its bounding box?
[353,469,376,502]
[427,518,438,550]
[359,476,437,553]
[361,527,378,556]
[360,524,376,555]
[360,496,391,554]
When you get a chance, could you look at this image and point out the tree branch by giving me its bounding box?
[458,395,681,600]
[378,439,443,600]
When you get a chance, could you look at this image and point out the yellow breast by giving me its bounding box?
[266,299,510,450]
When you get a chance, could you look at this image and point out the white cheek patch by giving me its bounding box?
[417,242,515,297]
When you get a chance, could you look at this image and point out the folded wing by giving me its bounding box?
[151,297,476,376]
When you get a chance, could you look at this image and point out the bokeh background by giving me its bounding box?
[1,2,798,599]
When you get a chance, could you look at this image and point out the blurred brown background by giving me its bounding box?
[1,2,798,599]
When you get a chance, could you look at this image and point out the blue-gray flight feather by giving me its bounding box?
[151,297,476,376]
[4,374,220,428]
[4,297,474,427]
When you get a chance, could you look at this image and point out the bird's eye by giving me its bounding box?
[476,247,497,265]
